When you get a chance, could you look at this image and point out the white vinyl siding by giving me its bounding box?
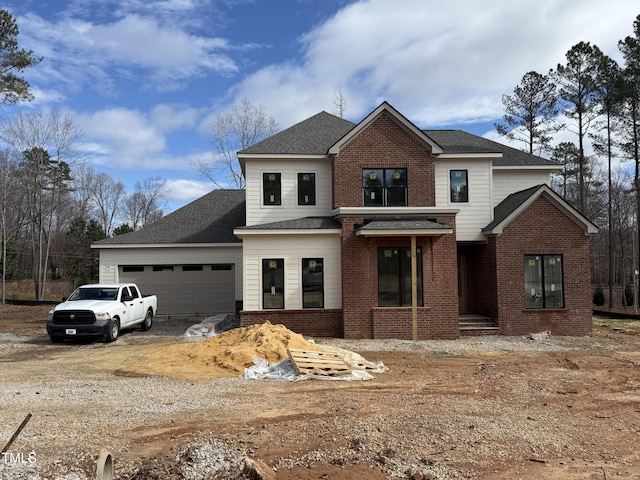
[245,158,333,226]
[435,159,493,242]
[492,169,553,208]
[242,234,341,311]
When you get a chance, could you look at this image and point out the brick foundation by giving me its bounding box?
[240,309,343,338]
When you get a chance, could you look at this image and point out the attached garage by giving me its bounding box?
[118,264,236,315]
[92,190,246,317]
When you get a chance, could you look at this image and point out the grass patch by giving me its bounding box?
[593,317,640,332]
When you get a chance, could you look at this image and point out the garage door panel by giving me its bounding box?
[119,265,235,315]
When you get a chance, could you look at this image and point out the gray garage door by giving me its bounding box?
[119,264,235,315]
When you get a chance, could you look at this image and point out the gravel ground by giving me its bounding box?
[1,311,640,480]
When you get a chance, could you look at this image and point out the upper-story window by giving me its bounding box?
[362,168,407,206]
[298,173,316,206]
[263,173,281,205]
[450,170,468,203]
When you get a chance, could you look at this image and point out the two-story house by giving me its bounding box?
[94,102,597,339]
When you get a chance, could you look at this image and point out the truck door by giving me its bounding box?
[122,286,144,326]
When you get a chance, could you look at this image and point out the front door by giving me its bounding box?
[457,254,468,313]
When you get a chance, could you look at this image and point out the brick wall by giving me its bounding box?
[332,111,436,208]
[494,194,592,336]
[240,309,343,338]
[340,216,459,340]
[330,111,459,340]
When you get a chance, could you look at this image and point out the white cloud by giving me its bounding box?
[163,178,212,201]
[75,106,208,171]
[150,104,201,132]
[230,0,638,129]
[16,8,239,95]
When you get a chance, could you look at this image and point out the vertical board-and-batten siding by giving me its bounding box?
[434,158,492,242]
[245,158,333,227]
[98,246,244,301]
[242,234,341,311]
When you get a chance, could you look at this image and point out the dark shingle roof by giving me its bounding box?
[237,216,341,231]
[239,110,557,168]
[94,190,246,245]
[424,130,558,167]
[357,219,451,232]
[239,111,355,155]
[482,185,544,231]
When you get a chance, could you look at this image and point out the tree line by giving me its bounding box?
[495,14,640,309]
[0,10,165,301]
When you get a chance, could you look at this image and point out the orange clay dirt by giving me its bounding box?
[1,304,640,480]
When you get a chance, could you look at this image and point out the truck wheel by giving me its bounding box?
[105,319,120,343]
[141,309,153,331]
[50,335,63,344]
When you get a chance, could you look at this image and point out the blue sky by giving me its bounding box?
[2,0,638,212]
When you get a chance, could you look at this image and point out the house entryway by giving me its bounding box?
[457,248,498,336]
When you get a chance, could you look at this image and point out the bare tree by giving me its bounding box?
[0,109,84,299]
[90,172,125,237]
[332,83,348,118]
[193,98,278,189]
[0,149,25,303]
[122,177,166,230]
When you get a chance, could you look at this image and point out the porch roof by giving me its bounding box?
[355,219,453,237]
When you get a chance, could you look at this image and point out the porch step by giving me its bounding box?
[459,315,499,336]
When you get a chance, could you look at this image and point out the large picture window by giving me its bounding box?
[524,255,564,308]
[363,168,407,206]
[262,258,284,309]
[298,173,316,205]
[302,258,324,308]
[378,247,423,306]
[263,173,281,205]
[450,170,468,203]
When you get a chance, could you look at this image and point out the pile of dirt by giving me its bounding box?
[134,321,325,380]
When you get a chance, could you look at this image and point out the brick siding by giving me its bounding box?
[240,309,343,338]
[332,111,435,208]
[493,195,592,336]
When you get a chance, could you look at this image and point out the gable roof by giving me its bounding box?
[238,102,559,168]
[239,111,355,156]
[328,101,443,155]
[424,130,559,167]
[482,184,598,235]
[93,189,246,247]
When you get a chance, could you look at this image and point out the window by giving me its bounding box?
[378,247,423,306]
[302,258,324,308]
[263,173,281,205]
[153,265,173,272]
[262,258,284,309]
[211,264,233,271]
[450,170,468,203]
[524,255,564,308]
[363,168,407,206]
[122,266,144,272]
[182,265,203,271]
[298,173,316,205]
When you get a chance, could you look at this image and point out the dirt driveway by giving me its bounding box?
[1,305,640,479]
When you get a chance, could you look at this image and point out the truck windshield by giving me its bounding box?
[67,288,119,301]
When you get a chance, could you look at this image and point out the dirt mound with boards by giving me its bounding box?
[129,321,325,380]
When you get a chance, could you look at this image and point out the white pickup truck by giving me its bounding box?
[46,283,158,343]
